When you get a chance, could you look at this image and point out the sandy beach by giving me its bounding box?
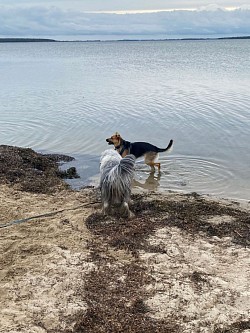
[0,145,250,333]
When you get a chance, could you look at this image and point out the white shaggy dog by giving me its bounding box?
[100,149,135,217]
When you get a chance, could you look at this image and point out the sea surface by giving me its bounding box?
[0,40,250,200]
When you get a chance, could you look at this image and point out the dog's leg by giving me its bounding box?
[147,162,161,173]
[102,201,110,215]
[149,163,156,172]
[121,201,129,216]
[144,152,160,173]
[154,162,161,171]
[121,202,134,218]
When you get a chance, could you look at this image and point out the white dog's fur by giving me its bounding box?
[100,149,135,217]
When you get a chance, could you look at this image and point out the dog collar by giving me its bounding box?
[119,146,126,156]
[117,140,131,156]
[115,145,124,156]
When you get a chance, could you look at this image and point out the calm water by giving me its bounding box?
[0,40,250,200]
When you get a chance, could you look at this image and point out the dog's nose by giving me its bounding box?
[106,138,109,142]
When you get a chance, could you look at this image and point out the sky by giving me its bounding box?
[0,0,250,40]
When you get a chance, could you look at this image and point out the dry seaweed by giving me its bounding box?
[86,194,250,251]
[214,320,250,333]
[0,145,76,193]
[72,248,179,333]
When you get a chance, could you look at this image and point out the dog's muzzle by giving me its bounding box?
[106,138,113,145]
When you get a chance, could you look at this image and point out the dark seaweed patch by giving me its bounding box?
[0,145,76,193]
[214,320,250,333]
[73,257,178,333]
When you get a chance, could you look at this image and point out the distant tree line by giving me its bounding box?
[0,36,249,43]
[0,38,56,43]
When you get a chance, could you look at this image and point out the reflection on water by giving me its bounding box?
[0,40,250,200]
[133,171,162,192]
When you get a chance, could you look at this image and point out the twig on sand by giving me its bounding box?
[0,201,100,229]
[234,229,243,237]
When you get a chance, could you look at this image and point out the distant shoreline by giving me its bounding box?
[0,36,250,43]
[0,38,57,43]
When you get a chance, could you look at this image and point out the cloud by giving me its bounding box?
[1,0,249,11]
[0,5,250,39]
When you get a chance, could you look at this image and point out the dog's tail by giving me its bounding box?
[101,153,136,187]
[157,139,174,153]
[119,154,136,177]
[101,153,136,205]
[107,154,135,190]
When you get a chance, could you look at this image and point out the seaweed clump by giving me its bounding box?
[0,145,77,193]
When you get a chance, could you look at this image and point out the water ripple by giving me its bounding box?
[134,155,235,198]
[1,41,250,201]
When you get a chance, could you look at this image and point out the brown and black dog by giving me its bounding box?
[106,132,173,171]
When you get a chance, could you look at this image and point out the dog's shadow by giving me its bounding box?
[133,171,162,191]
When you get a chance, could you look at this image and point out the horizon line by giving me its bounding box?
[82,6,244,14]
[1,35,250,43]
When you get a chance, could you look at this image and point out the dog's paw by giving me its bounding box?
[128,210,135,219]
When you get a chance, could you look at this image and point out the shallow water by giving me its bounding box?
[0,40,250,200]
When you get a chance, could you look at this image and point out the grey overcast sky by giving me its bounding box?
[0,0,249,11]
[0,0,250,40]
